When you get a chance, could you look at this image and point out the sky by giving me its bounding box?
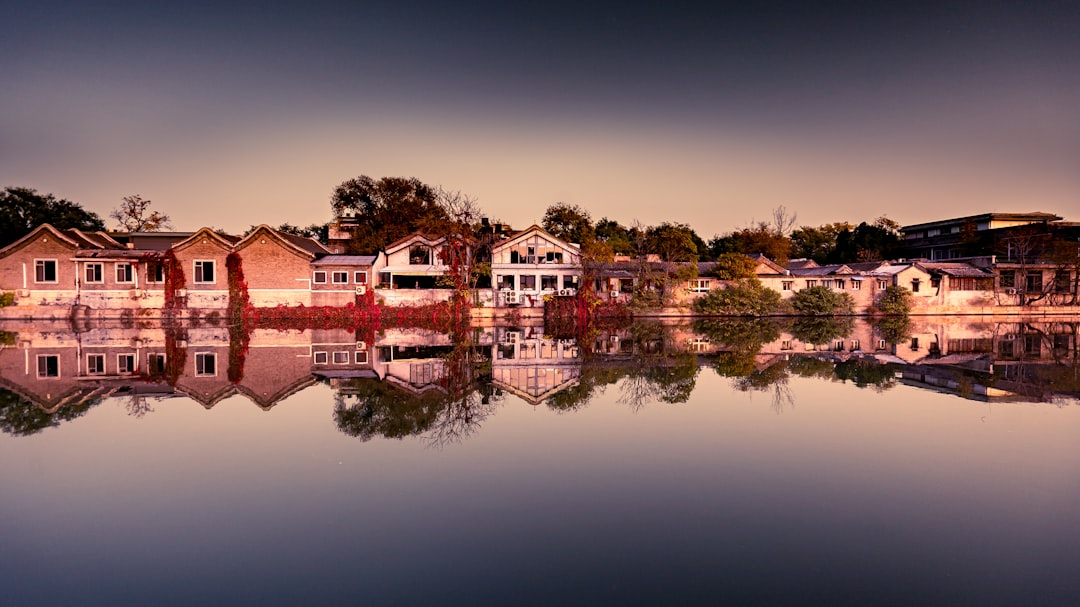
[1,0,1078,237]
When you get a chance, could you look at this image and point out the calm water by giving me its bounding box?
[2,317,1079,606]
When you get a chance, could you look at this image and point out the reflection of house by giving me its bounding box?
[491,226,581,308]
[491,326,581,404]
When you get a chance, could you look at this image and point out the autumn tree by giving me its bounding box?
[0,186,105,246]
[644,222,701,262]
[541,203,595,245]
[790,222,854,263]
[830,217,901,263]
[111,194,172,232]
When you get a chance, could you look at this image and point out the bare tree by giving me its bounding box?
[111,194,172,232]
[770,205,798,236]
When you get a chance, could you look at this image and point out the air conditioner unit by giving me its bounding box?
[610,291,620,298]
[505,291,519,304]
[356,341,367,350]
[1004,288,1017,295]
[175,289,187,298]
[17,289,29,297]
[557,288,567,296]
[356,285,367,295]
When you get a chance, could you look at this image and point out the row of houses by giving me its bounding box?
[1,214,1077,316]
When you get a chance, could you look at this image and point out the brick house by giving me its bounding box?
[310,254,382,307]
[168,228,239,311]
[233,225,332,307]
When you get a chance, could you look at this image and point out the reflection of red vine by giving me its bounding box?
[164,325,188,387]
[226,252,250,383]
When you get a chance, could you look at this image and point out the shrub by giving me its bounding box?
[876,285,912,316]
[790,285,854,316]
[693,279,783,316]
[0,292,14,307]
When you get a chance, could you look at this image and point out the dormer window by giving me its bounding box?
[409,245,430,265]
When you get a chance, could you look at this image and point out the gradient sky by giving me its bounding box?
[2,1,1078,236]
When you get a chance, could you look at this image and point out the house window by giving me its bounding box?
[355,350,368,364]
[146,261,165,283]
[409,245,431,265]
[834,280,845,289]
[546,251,563,263]
[911,279,920,293]
[851,280,861,290]
[147,353,166,375]
[116,263,134,284]
[313,271,327,284]
[562,275,579,289]
[1054,271,1070,293]
[332,271,348,284]
[195,352,217,376]
[541,275,558,291]
[520,275,537,290]
[877,339,887,350]
[37,355,60,377]
[781,340,792,350]
[782,281,793,291]
[911,337,920,351]
[877,280,888,290]
[84,263,103,283]
[332,351,350,364]
[689,279,712,293]
[806,280,818,288]
[117,353,136,374]
[833,340,845,351]
[354,271,367,284]
[87,354,105,375]
[1026,271,1042,292]
[497,275,515,290]
[851,340,860,351]
[526,246,536,263]
[313,351,328,365]
[194,260,215,284]
[34,259,58,283]
[999,270,1015,288]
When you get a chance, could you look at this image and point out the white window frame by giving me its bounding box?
[85,263,104,284]
[313,351,328,365]
[877,280,888,290]
[34,259,58,284]
[313,271,327,284]
[806,280,818,288]
[354,271,367,284]
[195,352,217,376]
[851,280,861,290]
[781,281,793,291]
[332,271,349,284]
[355,350,368,364]
[332,351,350,364]
[115,262,135,284]
[36,354,60,378]
[87,353,106,375]
[193,260,216,284]
[689,279,712,293]
[117,353,137,374]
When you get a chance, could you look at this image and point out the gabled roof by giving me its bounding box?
[170,227,238,252]
[112,232,196,251]
[0,224,83,257]
[789,264,857,277]
[786,258,820,270]
[385,232,446,255]
[234,225,329,259]
[917,262,994,277]
[492,225,580,253]
[312,254,379,266]
[747,253,787,275]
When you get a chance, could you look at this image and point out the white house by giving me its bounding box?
[490,225,581,307]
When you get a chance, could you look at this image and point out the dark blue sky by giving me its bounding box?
[2,0,1078,232]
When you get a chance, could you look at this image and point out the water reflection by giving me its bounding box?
[1,317,1078,440]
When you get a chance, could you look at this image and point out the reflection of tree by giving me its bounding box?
[873,316,912,345]
[619,353,700,408]
[832,359,897,391]
[791,317,854,346]
[732,360,794,414]
[332,382,445,442]
[0,390,101,437]
[124,394,155,418]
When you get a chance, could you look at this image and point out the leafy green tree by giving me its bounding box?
[790,222,853,263]
[541,202,595,245]
[645,222,701,262]
[708,223,791,263]
[830,217,902,263]
[330,175,449,253]
[693,278,784,316]
[875,285,912,316]
[0,186,105,246]
[790,285,855,316]
[707,253,757,280]
[595,218,637,256]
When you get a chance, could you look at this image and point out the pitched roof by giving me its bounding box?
[234,225,330,259]
[312,255,379,266]
[170,227,238,252]
[786,258,819,270]
[492,225,580,253]
[917,262,994,277]
[384,232,446,254]
[0,224,82,257]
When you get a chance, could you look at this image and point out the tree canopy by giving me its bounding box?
[330,176,450,252]
[0,186,105,246]
[541,203,595,245]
